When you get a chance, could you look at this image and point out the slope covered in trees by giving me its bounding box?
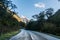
[25,8,60,36]
[0,0,22,34]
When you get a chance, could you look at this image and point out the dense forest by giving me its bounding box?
[0,0,25,34]
[25,8,60,36]
[0,0,60,37]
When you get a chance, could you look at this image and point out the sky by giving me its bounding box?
[11,0,60,19]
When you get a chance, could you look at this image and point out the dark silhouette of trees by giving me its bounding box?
[25,20,39,31]
[19,21,25,28]
[26,8,60,36]
[45,8,54,19]
[0,0,17,10]
[58,0,60,1]
[26,11,46,31]
[0,0,20,34]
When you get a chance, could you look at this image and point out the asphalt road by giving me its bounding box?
[9,29,60,40]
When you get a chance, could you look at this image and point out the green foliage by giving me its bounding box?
[26,21,38,31]
[0,0,20,34]
[26,8,60,36]
[0,0,17,10]
[45,8,54,18]
[19,21,25,28]
[0,30,19,40]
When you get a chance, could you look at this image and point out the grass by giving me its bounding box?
[47,33,60,39]
[0,30,19,40]
[43,33,60,39]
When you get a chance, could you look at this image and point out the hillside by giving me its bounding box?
[48,9,60,23]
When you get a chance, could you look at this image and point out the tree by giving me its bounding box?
[0,0,17,10]
[45,8,54,18]
[0,0,20,34]
[32,8,54,31]
[25,20,39,31]
[32,11,46,31]
[58,0,60,1]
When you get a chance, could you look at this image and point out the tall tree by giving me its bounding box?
[58,0,60,1]
[32,11,45,31]
[0,0,17,10]
[45,8,54,18]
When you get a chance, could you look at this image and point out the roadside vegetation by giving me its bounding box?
[0,30,19,40]
[25,8,60,36]
[0,0,25,40]
[0,0,60,40]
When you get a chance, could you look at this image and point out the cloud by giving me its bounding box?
[34,2,45,8]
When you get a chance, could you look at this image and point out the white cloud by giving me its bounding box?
[34,2,45,8]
